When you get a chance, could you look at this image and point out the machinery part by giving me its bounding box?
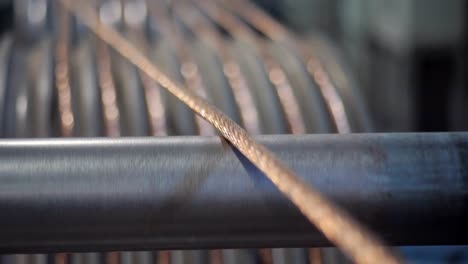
[148,0,213,137]
[193,4,327,261]
[151,37,196,136]
[306,35,373,132]
[14,0,48,42]
[0,133,466,253]
[223,0,362,133]
[95,36,121,138]
[268,41,333,134]
[70,37,103,137]
[197,0,308,135]
[123,5,168,137]
[190,40,241,125]
[27,37,53,138]
[4,41,28,138]
[110,50,148,137]
[173,3,259,134]
[0,34,11,137]
[231,40,287,134]
[54,2,74,137]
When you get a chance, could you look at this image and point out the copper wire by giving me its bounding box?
[147,0,214,136]
[309,248,323,264]
[173,2,261,134]
[96,40,121,137]
[59,1,402,263]
[156,251,170,264]
[175,4,269,262]
[54,253,68,264]
[224,0,352,133]
[53,6,74,263]
[197,0,306,135]
[192,3,305,261]
[55,3,74,137]
[123,1,167,136]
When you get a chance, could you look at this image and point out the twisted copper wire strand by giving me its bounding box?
[174,4,268,262]
[147,1,218,261]
[224,0,352,134]
[197,0,305,135]
[220,2,354,261]
[147,0,214,136]
[205,1,336,263]
[59,1,402,264]
[55,3,74,137]
[173,2,261,134]
[180,2,294,264]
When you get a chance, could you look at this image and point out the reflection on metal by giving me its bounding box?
[0,133,466,253]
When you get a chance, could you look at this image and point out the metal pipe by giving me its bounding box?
[0,133,467,253]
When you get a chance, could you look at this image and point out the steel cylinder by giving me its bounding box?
[0,133,467,253]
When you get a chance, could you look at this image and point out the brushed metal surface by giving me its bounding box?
[0,133,466,253]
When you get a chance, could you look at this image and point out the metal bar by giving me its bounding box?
[0,133,466,253]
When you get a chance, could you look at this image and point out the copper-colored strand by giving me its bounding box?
[125,23,167,136]
[264,57,306,134]
[140,71,167,136]
[198,0,306,134]
[209,250,223,264]
[225,0,352,133]
[224,1,352,260]
[106,252,120,264]
[223,2,351,260]
[179,60,214,136]
[156,250,170,264]
[305,55,351,134]
[258,248,273,264]
[54,7,73,264]
[175,6,269,263]
[309,248,322,264]
[55,4,74,137]
[60,1,402,264]
[54,253,68,264]
[147,0,214,136]
[173,3,261,134]
[222,61,261,134]
[96,40,121,137]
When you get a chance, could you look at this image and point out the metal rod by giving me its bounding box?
[0,133,466,253]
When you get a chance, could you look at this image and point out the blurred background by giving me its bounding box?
[256,0,467,133]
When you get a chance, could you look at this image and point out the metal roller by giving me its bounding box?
[0,133,466,253]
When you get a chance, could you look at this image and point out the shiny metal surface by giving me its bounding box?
[0,133,466,253]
